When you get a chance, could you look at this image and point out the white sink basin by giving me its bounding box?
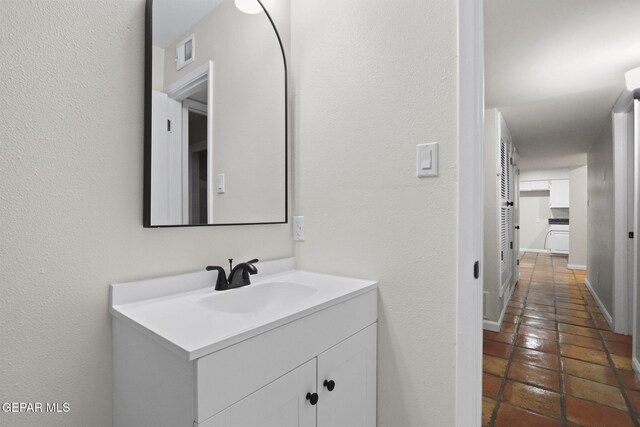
[110,259,377,360]
[197,282,317,314]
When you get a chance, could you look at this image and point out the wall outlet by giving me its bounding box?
[293,216,304,241]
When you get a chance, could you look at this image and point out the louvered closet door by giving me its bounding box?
[500,138,512,289]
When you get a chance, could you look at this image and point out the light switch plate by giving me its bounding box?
[417,142,438,178]
[217,173,225,193]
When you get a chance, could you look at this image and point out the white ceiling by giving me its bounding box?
[153,0,225,48]
[485,0,640,171]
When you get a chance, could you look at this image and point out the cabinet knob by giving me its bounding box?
[306,392,319,405]
[323,380,336,391]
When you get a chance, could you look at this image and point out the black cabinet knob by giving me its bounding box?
[306,392,319,405]
[323,380,336,391]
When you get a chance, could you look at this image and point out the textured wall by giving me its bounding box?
[587,116,615,316]
[518,171,570,252]
[519,194,552,250]
[291,0,458,424]
[0,1,293,426]
[569,165,588,268]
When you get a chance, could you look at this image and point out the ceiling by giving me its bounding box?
[153,0,225,48]
[485,0,640,171]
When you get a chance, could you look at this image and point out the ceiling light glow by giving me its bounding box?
[625,67,640,92]
[235,0,263,14]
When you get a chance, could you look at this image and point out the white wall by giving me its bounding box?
[587,116,615,315]
[0,1,293,426]
[291,0,458,424]
[518,168,571,252]
[569,165,588,268]
[520,168,570,181]
[519,192,553,250]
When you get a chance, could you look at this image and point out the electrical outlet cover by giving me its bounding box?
[293,216,304,241]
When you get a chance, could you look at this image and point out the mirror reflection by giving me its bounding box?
[146,0,287,226]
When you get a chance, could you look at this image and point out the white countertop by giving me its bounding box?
[110,260,376,360]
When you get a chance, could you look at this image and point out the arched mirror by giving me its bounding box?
[144,0,287,227]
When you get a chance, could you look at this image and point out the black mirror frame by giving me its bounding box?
[143,0,288,228]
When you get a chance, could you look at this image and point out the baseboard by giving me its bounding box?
[567,264,587,271]
[483,303,506,332]
[520,248,550,254]
[483,319,501,332]
[584,277,614,328]
[483,286,513,332]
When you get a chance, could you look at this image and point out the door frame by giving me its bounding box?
[166,61,215,223]
[613,90,635,334]
[456,0,484,425]
[633,99,640,373]
[182,99,208,222]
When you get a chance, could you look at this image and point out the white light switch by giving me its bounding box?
[217,173,225,193]
[417,143,438,177]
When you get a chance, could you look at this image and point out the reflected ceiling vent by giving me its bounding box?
[176,34,195,71]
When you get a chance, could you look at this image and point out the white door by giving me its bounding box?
[151,90,183,225]
[500,137,512,294]
[317,325,377,427]
[512,148,520,288]
[202,359,317,427]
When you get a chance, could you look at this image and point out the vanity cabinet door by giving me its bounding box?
[317,324,377,427]
[203,358,317,427]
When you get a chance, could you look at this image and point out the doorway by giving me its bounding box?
[458,0,640,426]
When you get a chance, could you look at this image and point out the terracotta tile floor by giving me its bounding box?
[483,252,640,427]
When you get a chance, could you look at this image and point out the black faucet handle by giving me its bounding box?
[206,266,230,291]
[241,259,259,276]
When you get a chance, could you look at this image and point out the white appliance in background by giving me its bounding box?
[549,223,570,254]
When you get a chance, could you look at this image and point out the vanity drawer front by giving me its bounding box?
[195,290,377,422]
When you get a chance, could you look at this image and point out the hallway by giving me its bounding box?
[483,253,640,426]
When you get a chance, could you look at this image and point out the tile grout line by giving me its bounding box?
[578,274,640,427]
[487,252,534,427]
[554,257,567,427]
[484,256,639,425]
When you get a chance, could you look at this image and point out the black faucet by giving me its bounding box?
[206,258,259,291]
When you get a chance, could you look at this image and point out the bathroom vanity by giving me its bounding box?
[110,259,377,427]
